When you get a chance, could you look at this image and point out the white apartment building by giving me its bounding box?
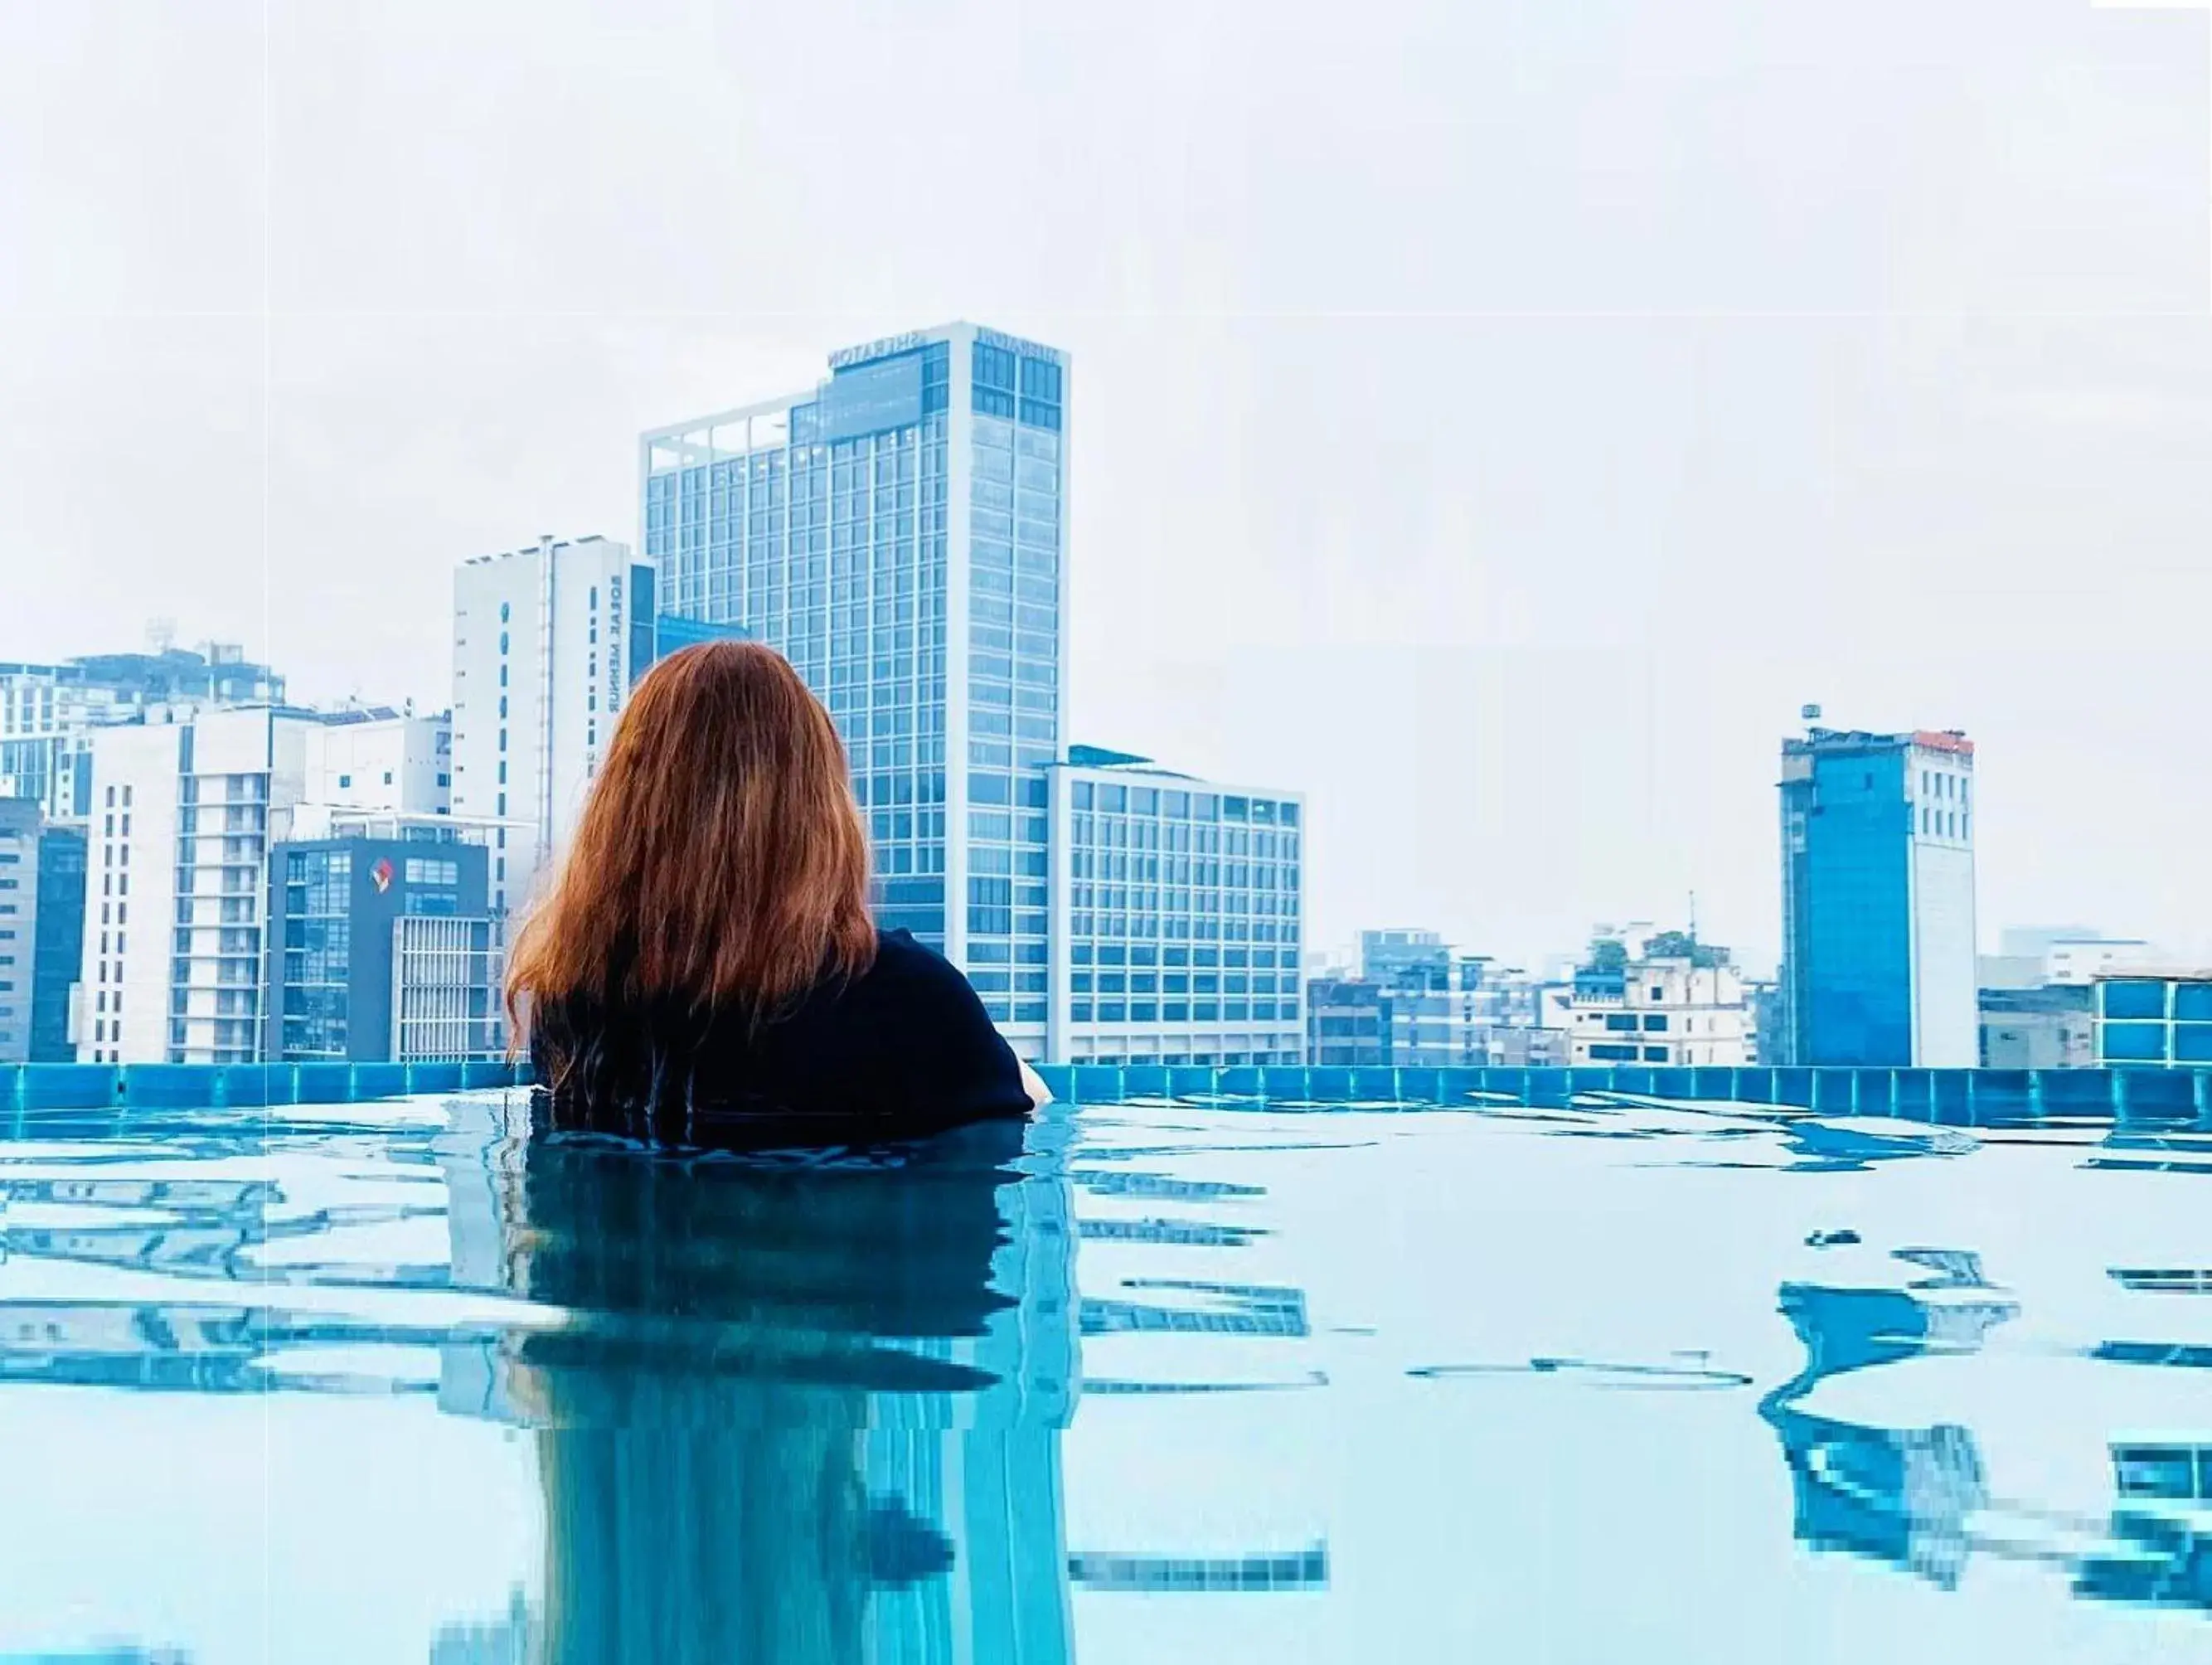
[0,643,285,823]
[302,706,451,815]
[78,706,319,1065]
[1561,957,1754,1069]
[452,535,653,920]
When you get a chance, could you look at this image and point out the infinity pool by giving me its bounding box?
[0,1090,2205,1662]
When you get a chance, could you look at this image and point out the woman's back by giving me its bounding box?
[531,929,1030,1143]
[507,642,1036,1148]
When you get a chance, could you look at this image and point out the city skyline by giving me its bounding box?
[4,2,2210,972]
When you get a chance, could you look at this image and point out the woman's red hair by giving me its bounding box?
[504,640,876,1062]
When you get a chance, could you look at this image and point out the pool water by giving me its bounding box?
[0,1090,2205,1662]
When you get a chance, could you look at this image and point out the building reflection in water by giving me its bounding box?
[438,1097,1079,1665]
[1762,1250,2210,1612]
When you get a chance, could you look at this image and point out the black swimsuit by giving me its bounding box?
[528,930,1031,1148]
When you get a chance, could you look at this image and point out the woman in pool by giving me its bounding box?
[506,638,1048,1144]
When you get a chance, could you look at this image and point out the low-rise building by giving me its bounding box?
[1562,952,1754,1068]
[1979,983,2094,1069]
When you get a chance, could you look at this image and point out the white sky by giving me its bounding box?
[2,0,2209,971]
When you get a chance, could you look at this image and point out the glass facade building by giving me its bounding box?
[1779,726,1979,1067]
[1047,760,1304,1065]
[268,833,495,1062]
[2094,973,2212,1067]
[643,323,1068,1051]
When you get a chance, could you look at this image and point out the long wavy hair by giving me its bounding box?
[505,640,876,1081]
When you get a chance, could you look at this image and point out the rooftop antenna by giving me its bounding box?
[1689,890,1699,942]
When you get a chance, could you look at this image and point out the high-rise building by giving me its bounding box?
[266,828,497,1063]
[78,706,322,1064]
[301,705,451,815]
[1046,753,1303,1066]
[30,814,86,1061]
[0,643,284,822]
[1778,725,1979,1067]
[642,323,1069,1053]
[451,535,656,920]
[0,797,39,1061]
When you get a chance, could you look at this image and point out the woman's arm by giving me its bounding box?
[1018,1056,1054,1109]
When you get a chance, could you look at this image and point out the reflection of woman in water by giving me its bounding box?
[505,639,1049,1144]
[493,1113,1076,1664]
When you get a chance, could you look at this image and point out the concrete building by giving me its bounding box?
[1979,984,2095,1069]
[643,322,1070,1058]
[1561,954,1754,1068]
[452,534,656,922]
[301,705,450,815]
[1360,928,1451,988]
[1778,724,1979,1067]
[1308,939,1563,1068]
[76,706,327,1064]
[267,829,497,1063]
[0,642,284,823]
[1046,751,1303,1066]
[1307,977,1390,1066]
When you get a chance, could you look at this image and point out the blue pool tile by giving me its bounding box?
[1931,1070,1974,1126]
[22,1064,122,1109]
[1072,1066,1125,1104]
[120,1065,218,1109]
[351,1063,409,1102]
[1349,1068,1401,1102]
[296,1063,355,1104]
[1390,1068,1439,1104]
[1122,1065,1170,1099]
[1691,1066,1739,1102]
[1893,1070,1934,1122]
[1306,1067,1352,1102]
[405,1062,465,1095]
[1967,1070,2034,1127]
[2117,1067,2198,1128]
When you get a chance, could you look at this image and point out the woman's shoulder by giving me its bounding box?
[863,929,977,998]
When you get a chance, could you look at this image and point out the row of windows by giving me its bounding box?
[1070,1001,1295,1024]
[1072,785,1299,827]
[1586,1044,1676,1063]
[1073,972,1295,996]
[1071,918,1300,944]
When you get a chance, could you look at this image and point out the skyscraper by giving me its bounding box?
[1778,725,1979,1066]
[643,323,1068,1054]
[451,535,655,920]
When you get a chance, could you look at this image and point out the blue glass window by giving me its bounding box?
[2174,1023,2212,1063]
[2174,983,2212,1022]
[2102,1022,2169,1061]
[2103,980,2169,1021]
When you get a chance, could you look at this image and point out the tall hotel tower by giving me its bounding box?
[642,324,1069,1056]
